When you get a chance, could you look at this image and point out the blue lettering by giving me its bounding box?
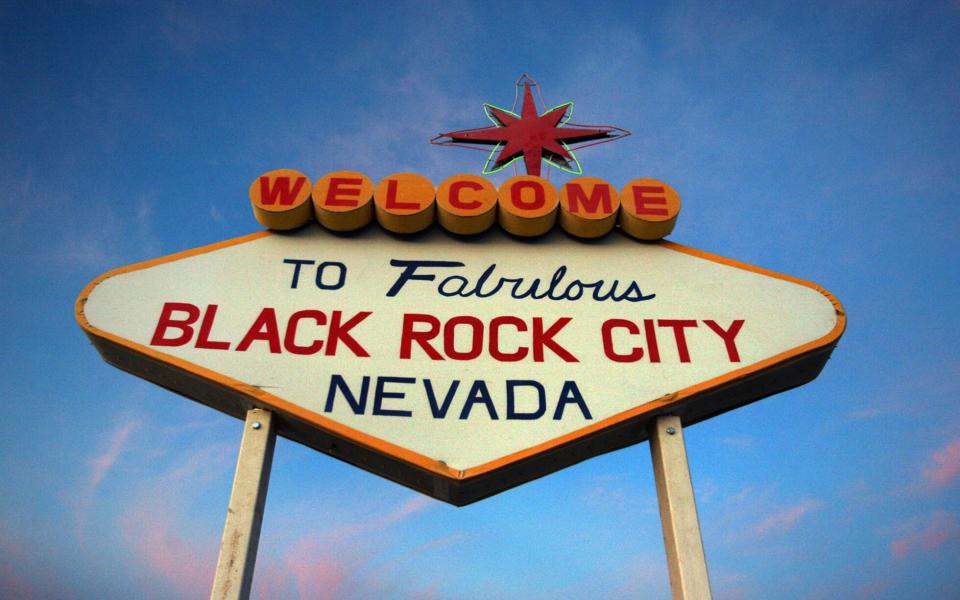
[459,380,498,420]
[315,261,347,290]
[386,260,464,297]
[553,380,592,420]
[283,258,315,289]
[506,380,546,420]
[424,379,460,418]
[325,374,369,414]
[373,376,414,417]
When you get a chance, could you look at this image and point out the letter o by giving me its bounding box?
[315,261,346,290]
[498,175,558,237]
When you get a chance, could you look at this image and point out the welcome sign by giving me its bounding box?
[76,225,843,505]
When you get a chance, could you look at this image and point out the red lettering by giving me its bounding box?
[448,180,484,210]
[643,319,660,363]
[566,183,612,214]
[384,178,419,210]
[324,177,362,207]
[150,302,199,347]
[283,310,326,355]
[444,316,484,360]
[631,186,669,216]
[704,319,745,362]
[510,180,545,210]
[489,316,528,361]
[400,313,443,360]
[325,311,371,357]
[258,176,307,206]
[532,317,578,362]
[195,304,230,350]
[658,319,697,363]
[601,319,643,362]
[236,308,281,353]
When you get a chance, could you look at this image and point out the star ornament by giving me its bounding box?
[431,75,630,177]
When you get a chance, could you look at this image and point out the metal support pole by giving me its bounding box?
[649,415,713,600]
[210,408,276,600]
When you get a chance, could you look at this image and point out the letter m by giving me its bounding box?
[259,176,307,206]
[566,182,612,214]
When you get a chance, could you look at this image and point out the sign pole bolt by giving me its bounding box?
[252,421,262,430]
[666,426,677,435]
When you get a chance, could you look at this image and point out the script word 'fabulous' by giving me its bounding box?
[249,169,681,240]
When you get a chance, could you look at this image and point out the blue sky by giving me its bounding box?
[1,1,958,598]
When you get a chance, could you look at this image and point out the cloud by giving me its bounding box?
[121,505,218,597]
[719,436,755,449]
[0,144,164,271]
[890,510,960,559]
[158,2,246,55]
[253,494,440,600]
[0,523,73,599]
[709,485,824,548]
[75,417,141,539]
[752,498,823,539]
[89,419,141,489]
[922,438,960,490]
[210,204,226,224]
[0,531,33,599]
[116,441,233,598]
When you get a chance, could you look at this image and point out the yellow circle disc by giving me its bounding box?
[559,177,620,239]
[373,172,436,234]
[248,168,314,230]
[312,170,374,232]
[497,175,558,237]
[436,174,498,235]
[618,178,681,240]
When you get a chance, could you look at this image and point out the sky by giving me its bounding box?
[1,1,958,598]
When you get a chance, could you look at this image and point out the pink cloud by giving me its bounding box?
[121,506,217,597]
[0,532,32,599]
[115,442,231,597]
[752,498,823,538]
[890,510,959,559]
[283,537,354,600]
[76,417,141,538]
[922,438,960,490]
[321,494,434,544]
[90,418,140,488]
[253,495,439,599]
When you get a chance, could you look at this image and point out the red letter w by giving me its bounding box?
[259,176,307,206]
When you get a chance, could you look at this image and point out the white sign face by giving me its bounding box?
[77,227,844,504]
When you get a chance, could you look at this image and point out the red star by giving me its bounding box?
[432,76,629,177]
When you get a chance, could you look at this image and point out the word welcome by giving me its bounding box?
[249,169,681,241]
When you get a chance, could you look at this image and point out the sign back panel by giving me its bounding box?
[76,227,844,505]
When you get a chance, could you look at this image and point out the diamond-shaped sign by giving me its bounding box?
[76,227,844,505]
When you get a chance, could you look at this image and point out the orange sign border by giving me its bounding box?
[76,230,846,505]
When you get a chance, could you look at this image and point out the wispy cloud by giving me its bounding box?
[253,494,439,600]
[89,419,140,489]
[752,498,824,538]
[75,417,141,539]
[719,436,756,449]
[117,441,233,598]
[710,485,824,547]
[0,529,33,599]
[209,204,226,224]
[890,510,960,559]
[121,505,218,597]
[579,472,659,512]
[158,2,246,55]
[922,438,960,491]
